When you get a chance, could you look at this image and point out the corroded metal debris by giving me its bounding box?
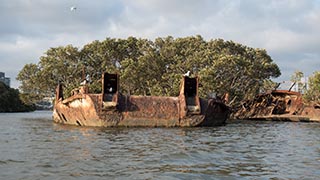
[234,90,320,122]
[53,73,230,127]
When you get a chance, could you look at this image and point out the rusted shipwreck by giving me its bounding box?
[53,73,230,127]
[234,90,320,122]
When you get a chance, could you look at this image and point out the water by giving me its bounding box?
[0,111,319,180]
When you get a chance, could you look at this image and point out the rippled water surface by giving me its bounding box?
[0,111,319,180]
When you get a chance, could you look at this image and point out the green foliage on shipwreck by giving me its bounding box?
[17,36,281,107]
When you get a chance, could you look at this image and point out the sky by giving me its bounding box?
[1,0,320,89]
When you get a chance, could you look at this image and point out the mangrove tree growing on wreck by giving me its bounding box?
[17,36,281,107]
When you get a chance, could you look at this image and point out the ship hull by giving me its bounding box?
[53,94,229,127]
[234,90,320,122]
[53,73,230,127]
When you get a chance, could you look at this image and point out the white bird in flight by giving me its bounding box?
[70,6,77,11]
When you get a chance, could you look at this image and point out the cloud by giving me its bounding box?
[0,0,320,88]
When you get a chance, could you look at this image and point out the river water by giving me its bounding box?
[0,111,319,180]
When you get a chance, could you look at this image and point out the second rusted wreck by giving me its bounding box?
[234,90,320,122]
[53,73,230,127]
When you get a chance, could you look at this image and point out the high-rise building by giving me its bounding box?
[0,72,10,87]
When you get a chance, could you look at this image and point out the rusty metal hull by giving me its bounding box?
[53,73,229,127]
[234,90,320,122]
[53,94,229,127]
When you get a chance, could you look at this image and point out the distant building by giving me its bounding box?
[0,72,10,87]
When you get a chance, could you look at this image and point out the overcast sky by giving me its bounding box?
[1,0,320,88]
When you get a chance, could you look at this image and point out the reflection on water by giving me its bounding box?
[0,111,319,179]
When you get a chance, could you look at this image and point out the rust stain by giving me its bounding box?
[234,90,320,122]
[53,73,230,127]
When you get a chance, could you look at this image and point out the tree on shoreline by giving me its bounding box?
[0,82,35,112]
[304,71,320,103]
[17,36,281,107]
[290,70,305,93]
